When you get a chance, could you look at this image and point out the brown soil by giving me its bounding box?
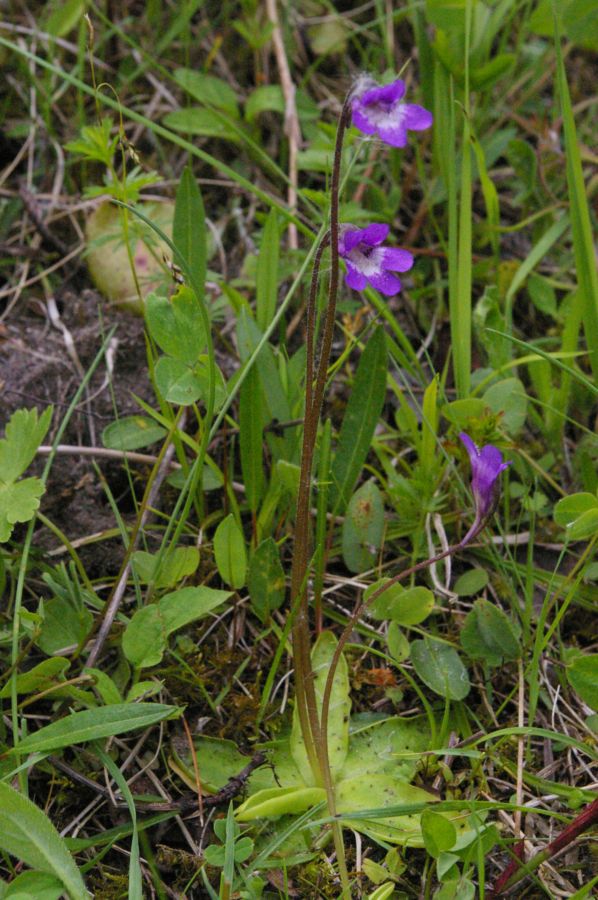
[0,288,155,579]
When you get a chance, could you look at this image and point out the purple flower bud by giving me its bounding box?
[350,77,433,148]
[459,432,511,520]
[338,223,413,296]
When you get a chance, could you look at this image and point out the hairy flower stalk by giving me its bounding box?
[290,76,434,894]
[289,95,354,893]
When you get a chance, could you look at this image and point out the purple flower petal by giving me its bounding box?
[459,432,511,519]
[339,223,414,297]
[351,105,377,135]
[360,79,406,107]
[344,263,368,291]
[382,247,414,272]
[351,75,432,148]
[341,228,367,254]
[459,432,478,464]
[359,223,390,246]
[402,104,434,131]
[376,122,409,148]
[368,270,402,296]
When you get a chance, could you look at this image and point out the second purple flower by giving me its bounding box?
[351,77,433,148]
[338,223,413,297]
[459,432,511,520]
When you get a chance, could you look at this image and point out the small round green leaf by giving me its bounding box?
[421,809,457,857]
[453,568,488,597]
[554,493,598,529]
[102,415,167,451]
[368,581,435,626]
[387,622,410,663]
[567,654,598,710]
[410,637,470,701]
[461,600,520,666]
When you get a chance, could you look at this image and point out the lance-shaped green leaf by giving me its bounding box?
[247,538,285,622]
[213,514,247,590]
[256,209,279,331]
[239,363,265,512]
[10,703,180,755]
[330,327,387,511]
[0,783,88,899]
[173,166,206,296]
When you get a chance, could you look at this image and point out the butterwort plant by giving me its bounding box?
[285,74,516,894]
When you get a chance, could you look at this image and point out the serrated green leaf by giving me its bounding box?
[0,407,52,483]
[65,120,117,166]
[0,478,46,542]
[0,783,88,900]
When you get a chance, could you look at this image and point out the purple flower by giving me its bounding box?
[338,223,413,296]
[459,432,511,520]
[351,77,433,148]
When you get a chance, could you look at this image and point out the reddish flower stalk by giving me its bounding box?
[490,797,598,896]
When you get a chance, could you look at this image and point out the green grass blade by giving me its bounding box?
[553,4,598,385]
[95,744,142,900]
[256,209,280,332]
